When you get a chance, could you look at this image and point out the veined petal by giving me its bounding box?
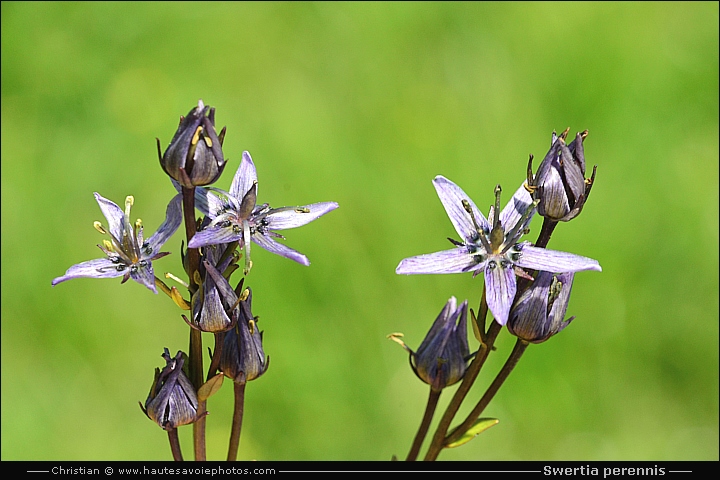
[52,258,126,285]
[229,151,257,201]
[264,202,339,230]
[188,225,243,248]
[433,176,489,241]
[146,195,183,254]
[500,182,535,233]
[129,261,157,293]
[514,244,602,273]
[251,234,310,265]
[484,261,517,325]
[396,247,481,275]
[94,193,125,240]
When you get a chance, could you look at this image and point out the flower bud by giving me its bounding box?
[528,129,596,222]
[141,349,199,430]
[411,297,470,392]
[220,288,268,384]
[507,271,575,343]
[159,99,226,187]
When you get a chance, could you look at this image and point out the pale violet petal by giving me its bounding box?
[94,193,125,240]
[147,195,183,254]
[264,202,339,230]
[52,258,125,285]
[188,225,243,248]
[432,176,489,241]
[396,247,481,275]
[229,151,258,201]
[251,233,310,265]
[129,261,157,293]
[484,261,517,325]
[500,182,535,233]
[514,244,602,272]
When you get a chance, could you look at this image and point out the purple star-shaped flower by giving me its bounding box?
[52,193,182,293]
[187,151,338,273]
[396,176,601,325]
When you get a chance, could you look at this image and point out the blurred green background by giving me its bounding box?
[2,1,717,461]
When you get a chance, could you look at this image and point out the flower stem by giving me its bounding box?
[181,187,206,461]
[535,218,558,249]
[167,428,183,461]
[406,388,442,461]
[423,289,502,461]
[227,382,247,461]
[442,338,529,449]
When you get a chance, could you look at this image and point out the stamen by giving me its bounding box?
[489,185,504,251]
[501,199,540,252]
[242,219,252,275]
[462,199,492,252]
[294,207,310,213]
[165,272,189,288]
[94,221,107,234]
[493,185,502,230]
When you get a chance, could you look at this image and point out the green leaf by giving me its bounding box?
[197,373,224,402]
[445,418,499,448]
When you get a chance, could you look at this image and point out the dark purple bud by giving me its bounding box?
[412,297,470,392]
[507,271,575,343]
[141,349,199,430]
[159,100,227,187]
[529,129,596,222]
[220,288,268,384]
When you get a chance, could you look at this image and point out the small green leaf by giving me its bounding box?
[197,373,224,402]
[445,418,499,448]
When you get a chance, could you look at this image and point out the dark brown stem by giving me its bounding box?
[182,187,206,461]
[443,338,529,447]
[167,428,183,461]
[227,382,247,461]
[406,388,442,461]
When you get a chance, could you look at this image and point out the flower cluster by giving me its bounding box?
[51,100,338,459]
[391,128,600,460]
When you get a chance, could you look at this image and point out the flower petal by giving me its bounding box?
[514,244,602,272]
[229,151,257,201]
[500,182,535,233]
[129,261,158,293]
[94,193,125,240]
[484,261,517,325]
[396,247,481,275]
[251,234,310,265]
[52,258,125,285]
[146,195,183,254]
[188,225,243,248]
[432,176,488,241]
[264,202,339,230]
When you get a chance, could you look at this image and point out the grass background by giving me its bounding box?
[2,1,717,461]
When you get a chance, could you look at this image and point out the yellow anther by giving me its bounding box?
[93,221,107,234]
[295,207,310,213]
[191,126,202,146]
[102,239,114,251]
[248,319,256,335]
[523,182,536,194]
[239,288,250,302]
[203,135,213,148]
[135,219,143,230]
